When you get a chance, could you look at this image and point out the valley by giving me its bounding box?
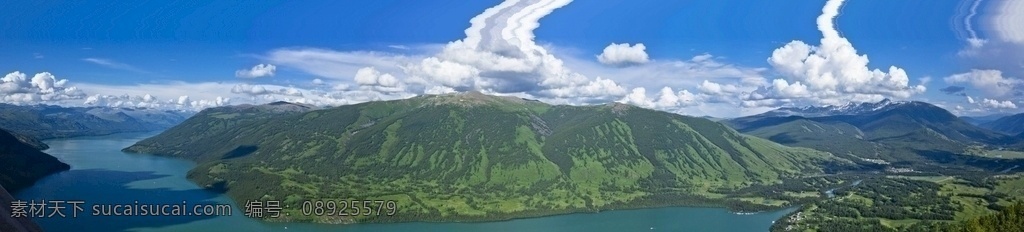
[728,100,1024,231]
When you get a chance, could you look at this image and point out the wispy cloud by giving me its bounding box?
[82,58,149,73]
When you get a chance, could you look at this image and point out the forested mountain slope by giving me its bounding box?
[125,92,845,223]
[0,128,69,192]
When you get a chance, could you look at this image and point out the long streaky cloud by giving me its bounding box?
[82,58,148,73]
[463,0,572,55]
[966,0,983,39]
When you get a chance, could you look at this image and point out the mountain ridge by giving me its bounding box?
[727,99,1022,173]
[124,93,846,223]
[980,113,1024,135]
[0,103,192,141]
[0,128,69,192]
[760,99,907,118]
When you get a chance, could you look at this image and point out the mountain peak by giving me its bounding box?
[767,99,908,117]
[425,91,539,107]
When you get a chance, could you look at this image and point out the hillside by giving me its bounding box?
[0,104,192,140]
[727,100,1022,173]
[125,92,845,223]
[938,202,1024,232]
[0,128,70,192]
[981,113,1024,136]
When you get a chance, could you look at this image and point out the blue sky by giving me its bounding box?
[2,0,1022,117]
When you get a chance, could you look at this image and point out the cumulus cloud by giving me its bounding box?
[264,0,631,104]
[230,84,304,97]
[396,0,628,101]
[597,43,650,66]
[235,64,277,78]
[743,0,926,107]
[618,86,699,109]
[944,69,1022,99]
[0,71,239,110]
[981,98,1017,109]
[1,69,414,111]
[84,93,230,109]
[1,71,86,104]
[247,0,779,117]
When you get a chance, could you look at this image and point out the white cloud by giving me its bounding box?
[981,98,1017,109]
[987,0,1024,45]
[944,69,1021,99]
[74,80,420,111]
[955,0,1024,77]
[0,71,86,104]
[235,64,277,78]
[0,71,236,110]
[230,84,304,97]
[403,0,634,102]
[84,93,229,109]
[618,87,699,109]
[402,57,479,88]
[540,77,627,102]
[262,0,632,105]
[254,0,777,117]
[424,86,457,95]
[597,43,649,66]
[697,80,740,96]
[750,0,926,107]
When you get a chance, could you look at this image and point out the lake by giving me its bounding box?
[14,132,796,232]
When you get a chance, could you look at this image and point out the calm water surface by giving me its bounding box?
[15,132,795,232]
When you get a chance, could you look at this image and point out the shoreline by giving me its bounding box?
[258,202,802,226]
[19,131,804,231]
[35,132,799,226]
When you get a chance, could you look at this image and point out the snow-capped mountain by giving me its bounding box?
[760,99,910,118]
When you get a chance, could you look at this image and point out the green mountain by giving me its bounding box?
[0,128,70,192]
[124,92,843,223]
[981,113,1024,136]
[0,103,192,140]
[727,100,1022,173]
[936,202,1024,232]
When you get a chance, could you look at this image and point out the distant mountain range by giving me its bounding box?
[0,104,193,193]
[124,92,844,223]
[0,104,193,140]
[979,113,1024,136]
[0,128,69,192]
[727,99,1022,173]
[960,114,1012,126]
